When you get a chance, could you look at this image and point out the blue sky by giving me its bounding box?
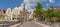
[0,0,60,10]
[0,0,23,10]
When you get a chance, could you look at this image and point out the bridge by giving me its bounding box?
[9,21,42,27]
[9,21,51,27]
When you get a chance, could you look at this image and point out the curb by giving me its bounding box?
[9,23,21,27]
[35,22,51,27]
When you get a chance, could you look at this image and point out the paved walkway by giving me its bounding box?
[17,21,41,27]
[9,21,51,27]
[35,22,51,27]
[9,23,21,27]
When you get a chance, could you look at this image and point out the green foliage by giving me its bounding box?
[33,2,60,22]
[45,8,52,18]
[45,8,60,21]
[0,15,4,18]
[33,2,42,18]
[35,3,42,10]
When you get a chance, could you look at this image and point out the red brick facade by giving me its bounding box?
[0,9,5,15]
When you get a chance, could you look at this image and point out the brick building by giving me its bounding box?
[0,9,5,15]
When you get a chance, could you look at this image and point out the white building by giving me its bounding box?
[12,7,20,15]
[12,7,20,20]
[5,8,12,20]
[5,7,21,21]
[29,12,33,20]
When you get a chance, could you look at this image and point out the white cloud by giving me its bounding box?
[19,0,55,13]
[49,0,55,4]
[18,3,24,10]
[23,0,41,4]
[46,4,49,6]
[43,8,47,10]
[18,0,42,13]
[45,0,55,8]
[42,0,48,2]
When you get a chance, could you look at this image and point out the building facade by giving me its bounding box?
[5,4,30,21]
[5,7,22,21]
[0,9,5,18]
[0,9,5,15]
[5,8,12,20]
[12,7,20,20]
[50,6,60,12]
[20,4,29,21]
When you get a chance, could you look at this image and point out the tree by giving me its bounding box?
[45,8,60,22]
[0,15,4,18]
[33,2,42,18]
[54,11,60,21]
[45,8,53,22]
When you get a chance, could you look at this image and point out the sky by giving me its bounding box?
[0,0,60,12]
[0,0,23,10]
